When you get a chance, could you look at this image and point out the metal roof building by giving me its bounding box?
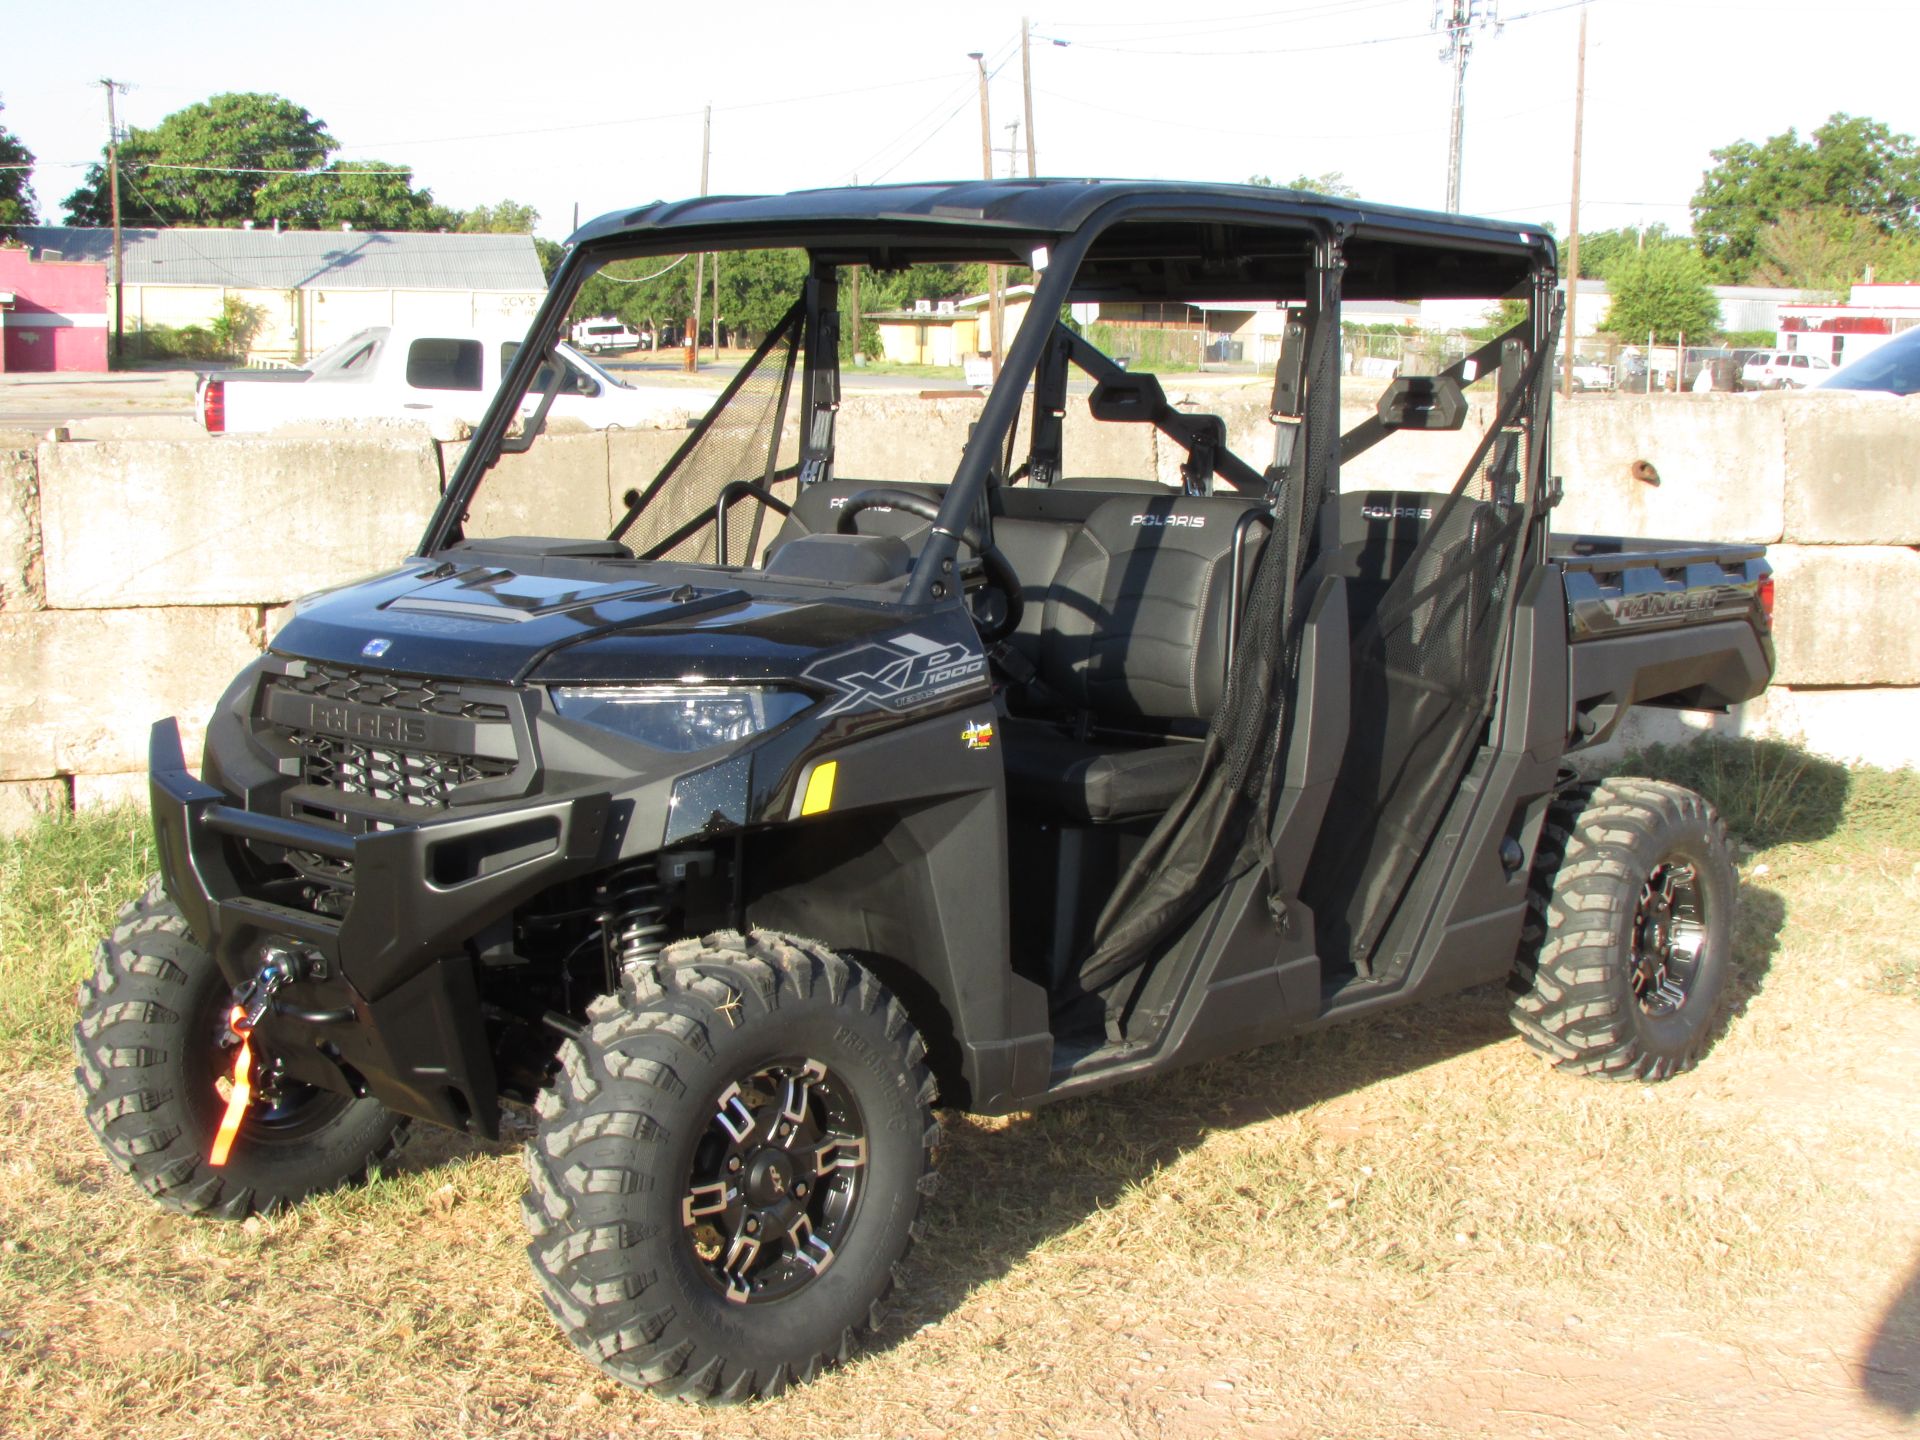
[15,227,543,291]
[12,227,547,365]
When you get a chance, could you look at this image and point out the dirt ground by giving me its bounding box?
[4,823,1918,1439]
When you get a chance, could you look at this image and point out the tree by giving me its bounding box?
[1574,223,1688,278]
[61,91,456,233]
[1600,244,1720,343]
[1691,113,1920,280]
[254,160,452,230]
[458,200,539,234]
[1248,171,1360,198]
[1,100,37,240]
[64,92,333,226]
[1749,207,1887,293]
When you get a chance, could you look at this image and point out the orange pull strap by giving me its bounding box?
[210,1008,253,1167]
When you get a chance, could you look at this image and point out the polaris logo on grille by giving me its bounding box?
[306,702,428,746]
[1131,513,1206,529]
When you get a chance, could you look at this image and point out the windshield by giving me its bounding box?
[1823,328,1920,395]
[306,327,387,381]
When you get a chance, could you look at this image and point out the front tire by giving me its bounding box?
[1508,780,1737,1081]
[524,930,939,1401]
[73,878,409,1218]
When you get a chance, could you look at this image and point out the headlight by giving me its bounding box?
[549,685,811,753]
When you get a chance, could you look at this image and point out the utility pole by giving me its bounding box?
[849,172,863,366]
[1433,1,1499,213]
[1021,18,1038,177]
[1562,4,1588,399]
[1001,121,1022,178]
[970,51,1003,379]
[100,78,126,362]
[691,107,711,365]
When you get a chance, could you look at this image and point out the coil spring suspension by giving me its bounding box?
[597,860,668,990]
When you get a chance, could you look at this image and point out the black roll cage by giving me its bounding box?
[421,184,1557,601]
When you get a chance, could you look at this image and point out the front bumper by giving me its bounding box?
[149,718,611,1135]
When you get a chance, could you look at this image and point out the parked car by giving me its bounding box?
[1819,326,1920,396]
[570,318,642,353]
[1739,350,1832,391]
[1569,358,1614,391]
[197,325,700,435]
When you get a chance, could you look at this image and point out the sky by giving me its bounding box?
[4,0,1918,246]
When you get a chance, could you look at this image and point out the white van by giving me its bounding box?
[570,318,642,353]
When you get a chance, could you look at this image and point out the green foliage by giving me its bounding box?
[1574,224,1689,279]
[0,100,37,239]
[255,159,451,231]
[1723,329,1775,347]
[208,295,265,358]
[533,237,564,281]
[0,807,155,1068]
[457,199,539,234]
[61,91,452,233]
[1600,244,1720,343]
[1248,171,1359,198]
[1748,206,1920,292]
[1691,113,1920,280]
[1465,297,1528,344]
[65,92,333,226]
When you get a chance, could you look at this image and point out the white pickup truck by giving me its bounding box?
[197,325,703,436]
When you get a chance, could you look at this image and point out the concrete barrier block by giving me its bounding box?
[836,395,981,485]
[0,607,263,780]
[1575,683,1920,773]
[73,772,153,813]
[1,448,43,612]
[0,777,70,836]
[1783,393,1920,544]
[1550,394,1786,544]
[1767,544,1920,686]
[446,432,613,543]
[39,436,441,608]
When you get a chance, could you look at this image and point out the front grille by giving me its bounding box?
[291,732,516,807]
[272,662,510,722]
[263,660,521,812]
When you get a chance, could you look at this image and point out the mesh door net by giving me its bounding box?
[615,300,803,564]
[1303,327,1555,974]
[1070,313,1338,1005]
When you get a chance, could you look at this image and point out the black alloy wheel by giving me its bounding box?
[681,1057,869,1305]
[524,929,939,1401]
[1509,779,1737,1082]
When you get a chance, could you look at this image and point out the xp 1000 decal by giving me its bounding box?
[803,632,987,718]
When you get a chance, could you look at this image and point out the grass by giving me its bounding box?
[3,748,1919,1437]
[0,805,154,1069]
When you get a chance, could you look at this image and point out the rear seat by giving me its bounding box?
[1002,493,1269,823]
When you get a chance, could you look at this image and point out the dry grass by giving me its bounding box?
[3,772,1918,1439]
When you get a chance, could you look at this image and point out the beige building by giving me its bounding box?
[16,226,547,365]
[868,284,1036,367]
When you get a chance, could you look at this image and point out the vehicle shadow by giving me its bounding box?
[1863,1252,1920,1415]
[383,873,1789,1360]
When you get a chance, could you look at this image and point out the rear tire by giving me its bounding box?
[523,930,939,1401]
[72,877,409,1219]
[1509,780,1737,1082]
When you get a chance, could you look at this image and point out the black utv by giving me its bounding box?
[75,180,1774,1401]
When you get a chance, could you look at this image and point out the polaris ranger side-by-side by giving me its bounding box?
[75,181,1774,1401]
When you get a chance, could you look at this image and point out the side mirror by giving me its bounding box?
[1375,374,1468,431]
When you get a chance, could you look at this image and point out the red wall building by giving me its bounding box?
[0,246,109,373]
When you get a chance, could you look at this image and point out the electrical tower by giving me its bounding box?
[1433,0,1500,213]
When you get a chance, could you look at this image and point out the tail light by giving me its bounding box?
[199,378,225,434]
[1758,573,1774,620]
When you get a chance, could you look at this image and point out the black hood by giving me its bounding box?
[271,560,909,686]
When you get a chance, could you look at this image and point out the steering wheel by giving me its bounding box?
[835,488,1024,642]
